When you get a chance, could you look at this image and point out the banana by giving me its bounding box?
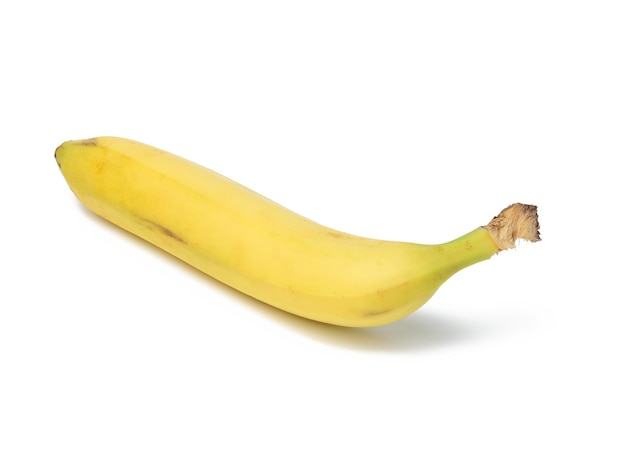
[55,137,540,327]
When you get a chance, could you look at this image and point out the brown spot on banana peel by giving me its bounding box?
[364,282,411,317]
[365,308,393,317]
[140,219,186,243]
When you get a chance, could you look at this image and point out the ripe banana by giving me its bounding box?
[55,137,540,327]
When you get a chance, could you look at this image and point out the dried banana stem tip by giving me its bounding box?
[484,203,541,251]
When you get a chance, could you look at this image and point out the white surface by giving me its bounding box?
[1,1,625,461]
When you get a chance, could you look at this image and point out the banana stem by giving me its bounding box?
[484,203,541,251]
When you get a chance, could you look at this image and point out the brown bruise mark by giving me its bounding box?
[364,307,393,317]
[364,281,411,317]
[327,231,347,239]
[141,219,186,244]
[327,230,366,242]
[79,138,98,146]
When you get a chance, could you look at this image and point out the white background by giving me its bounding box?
[1,1,625,461]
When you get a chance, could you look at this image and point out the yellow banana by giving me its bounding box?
[55,137,540,327]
